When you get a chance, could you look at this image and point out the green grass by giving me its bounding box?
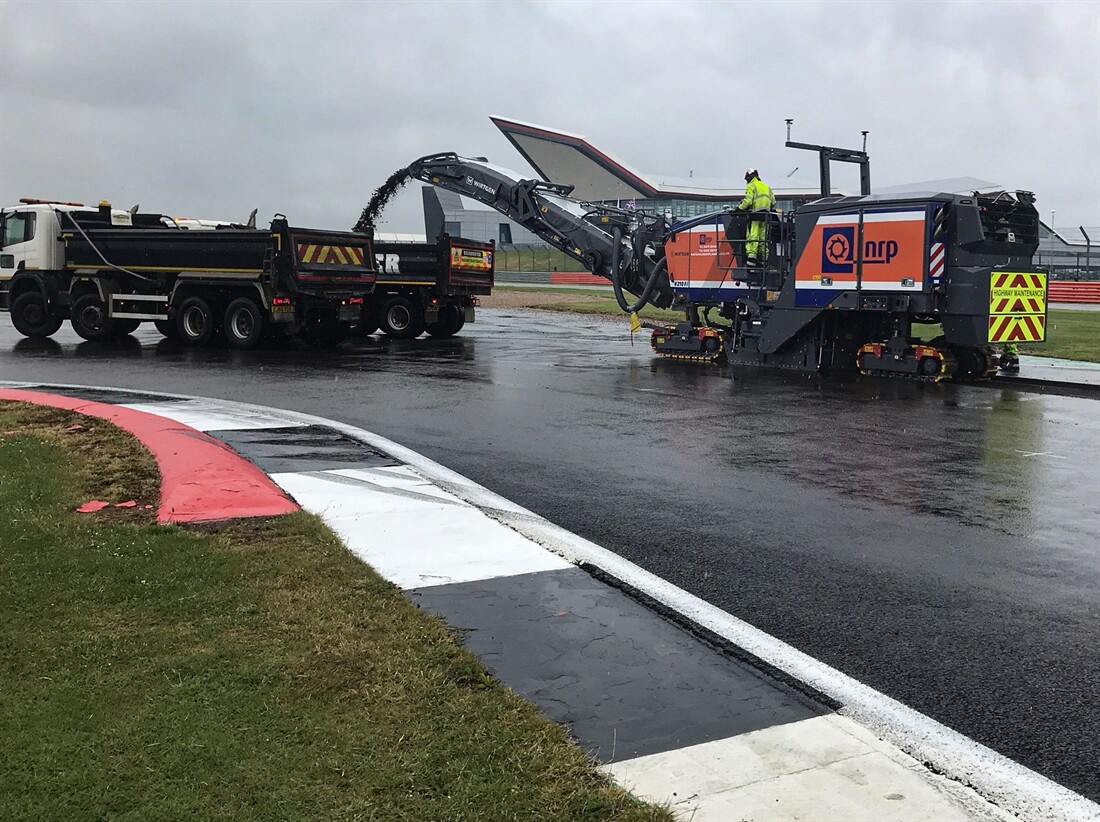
[0,402,670,822]
[914,309,1099,362]
[1020,309,1100,362]
[542,300,683,323]
[496,285,609,296]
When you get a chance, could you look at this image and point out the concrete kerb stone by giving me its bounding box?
[4,381,1098,822]
[0,387,299,523]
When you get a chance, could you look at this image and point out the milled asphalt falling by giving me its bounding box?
[2,311,1098,801]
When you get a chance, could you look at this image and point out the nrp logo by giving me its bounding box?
[822,226,855,273]
[822,225,901,273]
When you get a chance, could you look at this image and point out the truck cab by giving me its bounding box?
[1,201,128,305]
[1,200,136,336]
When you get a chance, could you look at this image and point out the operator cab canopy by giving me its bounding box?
[490,116,817,203]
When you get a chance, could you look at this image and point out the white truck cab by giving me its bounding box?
[0,199,136,337]
[1,199,133,295]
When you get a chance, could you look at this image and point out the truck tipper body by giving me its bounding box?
[1,199,377,348]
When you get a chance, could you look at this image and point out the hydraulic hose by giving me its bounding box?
[609,226,667,313]
[63,211,156,284]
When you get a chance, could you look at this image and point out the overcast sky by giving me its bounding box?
[2,0,1097,233]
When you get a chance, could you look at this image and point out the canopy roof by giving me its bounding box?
[490,116,820,202]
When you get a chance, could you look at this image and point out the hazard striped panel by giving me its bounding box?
[988,271,1047,342]
[929,242,945,284]
[989,314,1046,343]
[296,244,367,266]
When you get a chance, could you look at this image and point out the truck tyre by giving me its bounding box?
[425,305,463,338]
[224,297,265,350]
[350,320,378,337]
[176,295,218,346]
[112,319,142,337]
[349,304,379,337]
[11,292,63,338]
[380,296,424,339]
[70,294,116,342]
[154,319,179,340]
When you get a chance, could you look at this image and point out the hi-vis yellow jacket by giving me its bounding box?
[738,178,776,212]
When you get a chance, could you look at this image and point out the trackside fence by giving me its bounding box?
[1048,281,1100,303]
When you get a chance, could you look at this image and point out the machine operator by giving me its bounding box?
[738,168,776,264]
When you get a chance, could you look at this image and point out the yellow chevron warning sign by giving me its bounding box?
[988,271,1046,343]
[297,243,366,266]
[989,314,1046,343]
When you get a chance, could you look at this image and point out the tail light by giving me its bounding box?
[471,297,480,307]
[272,296,292,306]
[348,296,363,305]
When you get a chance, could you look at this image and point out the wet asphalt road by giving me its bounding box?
[2,311,1099,800]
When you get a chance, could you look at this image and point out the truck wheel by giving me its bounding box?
[176,295,218,346]
[349,304,379,337]
[70,294,116,342]
[154,319,179,340]
[224,297,265,350]
[112,319,142,337]
[380,296,424,339]
[425,305,463,338]
[351,321,378,337]
[11,292,63,338]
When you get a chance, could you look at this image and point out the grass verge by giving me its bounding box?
[497,286,1100,362]
[0,400,669,821]
[913,309,1099,362]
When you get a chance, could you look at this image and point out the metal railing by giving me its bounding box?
[495,245,588,274]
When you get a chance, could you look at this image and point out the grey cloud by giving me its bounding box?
[1,0,1095,233]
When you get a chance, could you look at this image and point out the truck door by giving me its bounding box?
[1,209,39,271]
[1,209,41,305]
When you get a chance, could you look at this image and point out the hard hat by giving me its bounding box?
[745,168,758,177]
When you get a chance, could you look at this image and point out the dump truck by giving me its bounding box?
[354,235,494,339]
[0,198,376,348]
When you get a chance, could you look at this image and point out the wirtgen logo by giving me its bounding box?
[822,226,900,273]
[465,176,497,196]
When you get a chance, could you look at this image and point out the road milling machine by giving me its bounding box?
[404,127,1046,380]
